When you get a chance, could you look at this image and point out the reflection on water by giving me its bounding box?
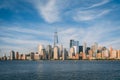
[0,60,120,80]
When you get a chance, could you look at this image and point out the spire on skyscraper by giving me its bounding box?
[54,29,58,47]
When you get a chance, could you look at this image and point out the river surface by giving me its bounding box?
[0,60,120,80]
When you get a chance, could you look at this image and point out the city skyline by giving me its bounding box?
[0,0,120,57]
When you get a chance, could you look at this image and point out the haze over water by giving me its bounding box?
[0,60,120,80]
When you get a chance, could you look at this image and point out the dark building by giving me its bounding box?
[70,39,79,48]
[86,47,91,55]
[10,50,15,60]
[16,52,19,60]
[79,46,83,53]
[70,40,74,48]
[46,45,52,59]
[30,52,34,60]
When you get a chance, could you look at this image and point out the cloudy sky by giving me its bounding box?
[0,0,120,56]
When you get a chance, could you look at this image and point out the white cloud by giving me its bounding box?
[33,0,61,23]
[1,26,50,36]
[0,37,49,46]
[88,0,110,8]
[73,9,110,21]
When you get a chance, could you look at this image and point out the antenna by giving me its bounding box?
[54,27,58,47]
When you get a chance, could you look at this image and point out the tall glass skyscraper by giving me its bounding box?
[70,39,74,48]
[70,39,79,48]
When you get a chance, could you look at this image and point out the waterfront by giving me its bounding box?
[0,60,120,80]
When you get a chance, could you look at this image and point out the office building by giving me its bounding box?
[112,50,117,59]
[69,47,75,59]
[30,52,34,60]
[16,52,19,60]
[10,50,15,60]
[83,42,86,54]
[54,46,59,60]
[109,47,113,59]
[20,54,26,60]
[70,40,79,48]
[62,48,67,60]
[38,44,44,55]
[73,46,79,54]
[70,40,74,48]
[34,53,40,60]
[79,46,83,53]
[46,45,52,59]
[41,49,46,59]
[88,50,93,60]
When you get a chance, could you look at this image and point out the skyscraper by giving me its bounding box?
[54,46,59,60]
[94,42,98,57]
[70,39,74,48]
[10,50,15,60]
[70,39,79,48]
[46,45,52,59]
[83,42,86,54]
[62,48,67,60]
[38,44,44,55]
[79,46,83,53]
[59,44,63,57]
[75,41,79,46]
[16,52,19,60]
[69,47,75,58]
[73,46,79,54]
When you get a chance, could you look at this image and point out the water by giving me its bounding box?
[0,60,120,80]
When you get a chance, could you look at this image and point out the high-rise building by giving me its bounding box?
[46,45,52,59]
[112,50,117,59]
[73,46,79,54]
[69,47,75,58]
[109,47,113,59]
[79,46,83,53]
[38,44,44,55]
[75,41,79,46]
[83,42,86,54]
[59,44,63,57]
[30,52,34,60]
[20,54,26,60]
[54,46,59,60]
[94,42,98,57]
[34,53,40,60]
[70,40,74,48]
[102,49,109,59]
[10,50,15,60]
[41,49,46,59]
[88,50,93,60]
[117,50,120,59]
[86,47,90,55]
[62,48,67,60]
[26,54,31,60]
[70,40,79,48]
[16,52,19,60]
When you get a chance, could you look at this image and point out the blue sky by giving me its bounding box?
[0,0,120,56]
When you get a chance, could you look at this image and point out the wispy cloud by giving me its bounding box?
[32,0,61,23]
[73,9,111,21]
[88,0,110,8]
[0,26,50,36]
